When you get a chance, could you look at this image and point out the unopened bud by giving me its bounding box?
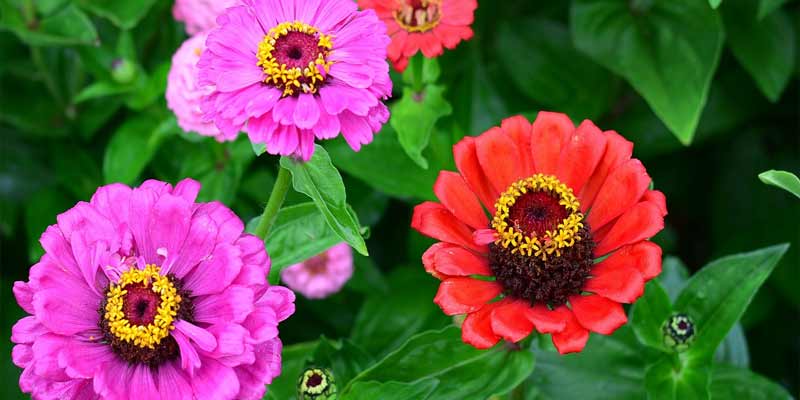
[298,367,337,400]
[662,313,695,352]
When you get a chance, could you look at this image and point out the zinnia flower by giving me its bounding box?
[411,112,667,354]
[281,243,353,299]
[11,178,295,399]
[172,0,237,35]
[357,0,477,71]
[167,32,234,141]
[198,0,392,161]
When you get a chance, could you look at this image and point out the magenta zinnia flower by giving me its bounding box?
[281,243,353,299]
[172,0,237,35]
[11,179,295,399]
[198,0,392,160]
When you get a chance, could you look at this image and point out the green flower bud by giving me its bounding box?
[297,367,337,400]
[111,58,136,84]
[662,313,695,352]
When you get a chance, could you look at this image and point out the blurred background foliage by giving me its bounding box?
[0,0,798,399]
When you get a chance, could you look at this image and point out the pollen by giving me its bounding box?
[393,0,442,33]
[103,265,181,350]
[491,174,585,261]
[256,21,334,97]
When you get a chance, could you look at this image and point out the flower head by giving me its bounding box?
[411,113,667,354]
[281,243,353,299]
[198,0,392,161]
[173,0,238,35]
[358,0,477,71]
[167,32,234,141]
[11,178,295,399]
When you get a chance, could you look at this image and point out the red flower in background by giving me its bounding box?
[358,0,477,71]
[411,112,667,354]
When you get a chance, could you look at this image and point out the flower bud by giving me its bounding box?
[111,58,136,84]
[662,313,695,352]
[298,367,337,400]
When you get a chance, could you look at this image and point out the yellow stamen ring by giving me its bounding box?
[393,0,442,33]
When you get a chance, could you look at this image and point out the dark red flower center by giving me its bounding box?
[307,372,323,387]
[306,252,329,275]
[273,31,325,70]
[122,284,161,326]
[507,191,571,238]
[394,0,441,32]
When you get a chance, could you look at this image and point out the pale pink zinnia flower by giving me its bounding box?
[281,243,353,299]
[198,0,392,161]
[172,0,238,35]
[167,32,235,141]
[11,178,295,399]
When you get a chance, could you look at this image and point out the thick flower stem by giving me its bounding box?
[254,166,292,240]
[411,53,425,92]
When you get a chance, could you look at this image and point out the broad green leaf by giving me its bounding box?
[345,327,534,400]
[264,341,317,400]
[0,3,98,46]
[495,17,617,120]
[326,128,438,200]
[343,379,439,400]
[73,80,137,104]
[571,0,724,144]
[35,0,70,15]
[757,0,789,19]
[280,146,368,256]
[658,256,690,302]
[102,115,176,185]
[674,244,789,359]
[125,61,169,110]
[76,0,158,29]
[176,137,254,204]
[645,355,710,400]
[631,280,673,352]
[390,84,452,168]
[310,338,374,387]
[24,187,71,262]
[709,364,793,400]
[758,170,800,199]
[722,1,795,102]
[713,323,749,368]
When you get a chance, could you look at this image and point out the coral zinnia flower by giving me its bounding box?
[357,0,477,72]
[172,0,237,35]
[411,113,667,354]
[11,179,295,399]
[167,32,232,141]
[198,0,392,161]
[281,243,353,299]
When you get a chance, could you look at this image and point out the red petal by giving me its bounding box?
[609,241,663,280]
[419,33,444,57]
[440,0,477,25]
[531,111,573,175]
[550,306,589,354]
[422,242,454,279]
[501,115,535,176]
[403,34,424,57]
[434,246,492,276]
[462,302,500,349]
[432,24,473,48]
[434,171,488,230]
[490,299,534,342]
[411,202,486,253]
[579,130,633,211]
[387,30,408,63]
[434,277,502,315]
[476,127,523,194]
[595,201,664,256]
[586,159,651,230]
[642,190,667,217]
[473,228,495,245]
[526,304,567,333]
[454,137,499,209]
[584,261,645,303]
[556,120,607,193]
[569,294,627,335]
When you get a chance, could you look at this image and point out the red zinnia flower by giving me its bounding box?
[411,112,667,354]
[358,0,477,72]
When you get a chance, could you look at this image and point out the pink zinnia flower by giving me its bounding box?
[11,178,295,399]
[281,243,353,299]
[198,0,392,161]
[167,32,234,141]
[172,0,237,35]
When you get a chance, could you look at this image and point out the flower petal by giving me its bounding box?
[454,137,499,209]
[603,241,662,281]
[501,115,535,177]
[491,299,534,342]
[584,261,645,303]
[569,294,627,335]
[433,246,492,276]
[462,303,500,349]
[531,111,573,175]
[183,243,243,296]
[586,159,651,230]
[526,304,567,333]
[595,201,664,256]
[434,171,489,230]
[433,277,502,315]
[556,120,607,193]
[579,130,633,210]
[293,94,320,130]
[476,127,523,194]
[411,202,486,253]
[550,306,590,354]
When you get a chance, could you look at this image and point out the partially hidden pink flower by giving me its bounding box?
[11,178,295,399]
[167,32,235,141]
[198,0,392,161]
[172,0,238,35]
[281,243,353,299]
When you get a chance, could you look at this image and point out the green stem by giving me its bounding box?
[411,53,425,92]
[253,166,292,240]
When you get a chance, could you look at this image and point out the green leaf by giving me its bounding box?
[76,0,158,29]
[571,0,724,144]
[52,144,102,200]
[645,355,710,400]
[401,56,441,85]
[713,323,749,368]
[494,17,617,120]
[631,280,673,352]
[722,1,795,102]
[709,364,793,400]
[345,254,389,295]
[310,338,374,388]
[344,327,534,400]
[343,379,439,400]
[125,61,169,110]
[658,256,690,302]
[390,84,452,168]
[73,80,137,104]
[24,188,71,262]
[102,115,176,185]
[674,244,789,359]
[0,3,98,46]
[709,0,722,8]
[758,170,800,199]
[264,341,317,400]
[280,145,368,256]
[757,0,788,19]
[177,137,254,204]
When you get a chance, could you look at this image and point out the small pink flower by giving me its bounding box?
[167,32,235,141]
[11,178,295,399]
[172,0,237,35]
[281,243,353,299]
[198,0,392,160]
